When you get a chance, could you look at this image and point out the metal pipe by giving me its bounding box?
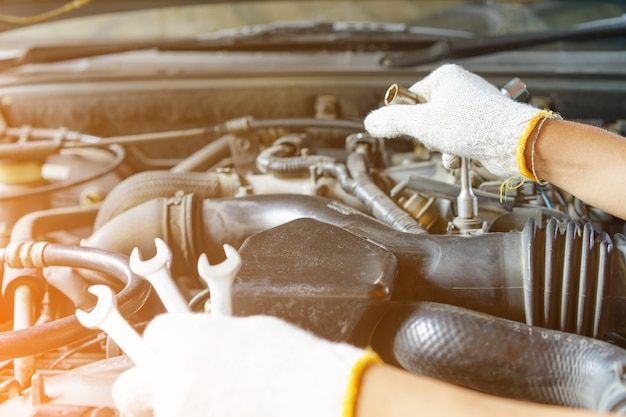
[66,118,364,149]
[170,135,231,173]
[12,285,35,388]
[0,244,151,361]
[10,203,99,243]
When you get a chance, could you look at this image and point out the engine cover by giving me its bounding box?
[233,218,397,345]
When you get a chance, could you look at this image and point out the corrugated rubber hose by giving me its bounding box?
[371,301,626,413]
[93,170,240,229]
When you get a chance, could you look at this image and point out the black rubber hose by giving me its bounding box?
[345,152,426,234]
[93,170,239,229]
[0,243,151,361]
[256,142,334,178]
[371,301,626,413]
[248,117,363,132]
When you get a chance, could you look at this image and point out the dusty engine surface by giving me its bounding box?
[0,66,625,415]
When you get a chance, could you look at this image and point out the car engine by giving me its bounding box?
[0,59,625,415]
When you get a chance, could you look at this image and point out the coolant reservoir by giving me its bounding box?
[0,160,49,245]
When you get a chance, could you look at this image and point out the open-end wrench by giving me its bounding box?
[75,285,145,365]
[197,244,241,316]
[129,238,190,313]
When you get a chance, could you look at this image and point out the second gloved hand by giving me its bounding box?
[112,313,381,417]
[364,64,552,179]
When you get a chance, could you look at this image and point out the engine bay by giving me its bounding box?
[0,57,626,415]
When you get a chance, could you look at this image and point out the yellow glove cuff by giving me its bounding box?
[342,348,383,417]
[515,109,558,181]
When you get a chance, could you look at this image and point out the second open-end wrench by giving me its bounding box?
[129,238,190,313]
[75,285,145,365]
[197,244,241,316]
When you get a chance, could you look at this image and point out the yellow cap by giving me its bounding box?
[0,160,44,185]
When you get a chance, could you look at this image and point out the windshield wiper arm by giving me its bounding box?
[0,20,474,69]
[381,14,626,67]
[196,20,473,43]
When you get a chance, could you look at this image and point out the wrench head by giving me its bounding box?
[75,285,119,329]
[197,244,242,281]
[129,237,173,277]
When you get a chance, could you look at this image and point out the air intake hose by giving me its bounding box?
[93,170,240,229]
[371,301,626,413]
[86,194,626,339]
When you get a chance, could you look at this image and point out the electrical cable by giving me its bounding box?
[189,288,211,312]
[0,0,93,25]
[46,332,106,370]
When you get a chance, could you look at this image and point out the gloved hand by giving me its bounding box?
[112,313,381,417]
[364,64,556,179]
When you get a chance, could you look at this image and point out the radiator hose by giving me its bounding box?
[371,301,626,413]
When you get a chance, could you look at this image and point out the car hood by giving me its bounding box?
[0,0,261,33]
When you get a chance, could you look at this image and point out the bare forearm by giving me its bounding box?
[525,119,626,220]
[356,364,608,417]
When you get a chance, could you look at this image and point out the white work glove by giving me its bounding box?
[364,64,556,179]
[112,313,381,417]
